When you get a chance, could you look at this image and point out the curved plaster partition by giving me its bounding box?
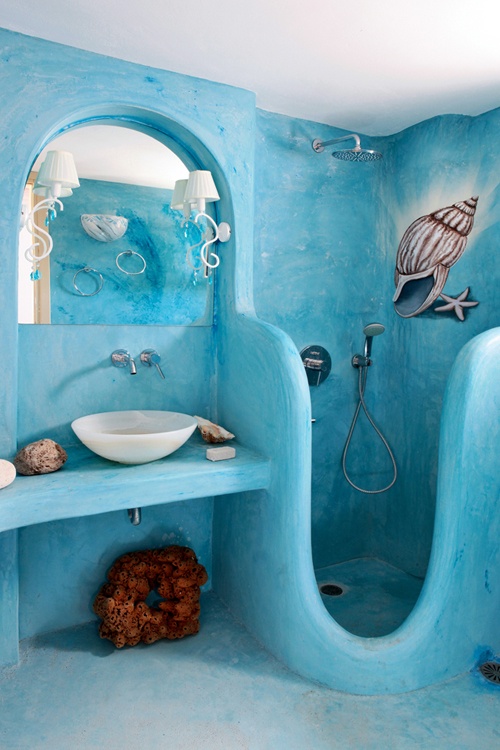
[215,327,500,694]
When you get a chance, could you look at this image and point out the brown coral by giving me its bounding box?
[93,545,208,648]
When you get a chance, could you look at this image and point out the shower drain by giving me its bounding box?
[319,583,344,597]
[479,662,500,684]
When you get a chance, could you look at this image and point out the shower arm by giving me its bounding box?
[312,134,361,153]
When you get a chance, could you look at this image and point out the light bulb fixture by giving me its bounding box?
[171,170,231,273]
[22,150,79,280]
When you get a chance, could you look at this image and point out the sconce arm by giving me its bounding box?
[194,211,221,269]
[23,197,64,276]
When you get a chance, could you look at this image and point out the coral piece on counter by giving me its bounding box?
[0,459,16,489]
[93,545,208,648]
[194,416,235,443]
[14,439,67,476]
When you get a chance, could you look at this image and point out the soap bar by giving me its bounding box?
[206,446,236,462]
[0,459,16,489]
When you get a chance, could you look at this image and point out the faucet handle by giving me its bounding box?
[140,349,165,380]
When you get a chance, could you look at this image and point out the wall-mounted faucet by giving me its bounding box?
[111,349,137,375]
[140,349,165,379]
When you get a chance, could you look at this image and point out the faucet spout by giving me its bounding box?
[111,349,137,375]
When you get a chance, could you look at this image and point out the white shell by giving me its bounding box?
[394,197,478,318]
[81,214,128,242]
[0,459,16,489]
[194,416,235,443]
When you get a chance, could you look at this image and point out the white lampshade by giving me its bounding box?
[170,179,189,210]
[184,170,220,213]
[33,174,73,199]
[37,150,80,198]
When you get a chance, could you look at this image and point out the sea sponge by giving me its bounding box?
[93,546,208,648]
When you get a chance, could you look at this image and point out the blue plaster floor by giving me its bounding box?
[316,557,425,637]
[0,594,498,749]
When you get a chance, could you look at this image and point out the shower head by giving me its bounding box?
[363,323,385,337]
[363,322,385,358]
[312,134,383,162]
[333,148,382,162]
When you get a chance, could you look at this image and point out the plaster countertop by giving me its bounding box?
[0,436,271,533]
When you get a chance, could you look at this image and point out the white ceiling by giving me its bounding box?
[33,127,189,189]
[3,0,500,135]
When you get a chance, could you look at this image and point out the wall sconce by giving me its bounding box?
[22,150,79,280]
[170,170,231,273]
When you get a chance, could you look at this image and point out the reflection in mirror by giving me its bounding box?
[18,125,214,326]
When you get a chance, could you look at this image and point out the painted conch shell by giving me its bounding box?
[393,196,478,318]
[194,416,235,443]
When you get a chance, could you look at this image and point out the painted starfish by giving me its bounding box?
[435,287,479,321]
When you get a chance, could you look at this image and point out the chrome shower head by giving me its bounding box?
[312,134,382,162]
[333,148,382,162]
[363,322,385,358]
[363,323,385,337]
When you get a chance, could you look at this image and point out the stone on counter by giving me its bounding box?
[14,439,68,476]
[0,459,16,488]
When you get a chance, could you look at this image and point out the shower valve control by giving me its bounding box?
[300,345,331,387]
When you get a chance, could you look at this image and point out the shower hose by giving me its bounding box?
[341,365,397,494]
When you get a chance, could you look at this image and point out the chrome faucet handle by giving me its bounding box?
[300,345,331,387]
[140,349,165,380]
[111,349,137,375]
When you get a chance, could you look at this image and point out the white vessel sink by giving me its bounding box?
[71,410,197,464]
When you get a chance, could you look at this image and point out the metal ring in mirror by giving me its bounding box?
[115,250,147,276]
[73,266,104,297]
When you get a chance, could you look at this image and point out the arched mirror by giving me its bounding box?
[18,124,214,326]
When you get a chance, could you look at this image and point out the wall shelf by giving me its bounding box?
[0,435,271,533]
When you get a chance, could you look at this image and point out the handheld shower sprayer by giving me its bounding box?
[352,322,385,367]
[342,322,397,494]
[363,322,385,360]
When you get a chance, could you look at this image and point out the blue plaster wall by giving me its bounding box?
[17,325,215,447]
[377,111,500,574]
[49,178,212,325]
[253,108,500,577]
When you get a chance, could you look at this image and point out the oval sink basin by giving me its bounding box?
[71,410,197,464]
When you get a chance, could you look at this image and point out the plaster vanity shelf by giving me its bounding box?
[0,435,271,533]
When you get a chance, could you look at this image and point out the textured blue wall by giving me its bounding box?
[49,178,212,325]
[253,109,499,577]
[17,325,215,447]
[378,111,500,574]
